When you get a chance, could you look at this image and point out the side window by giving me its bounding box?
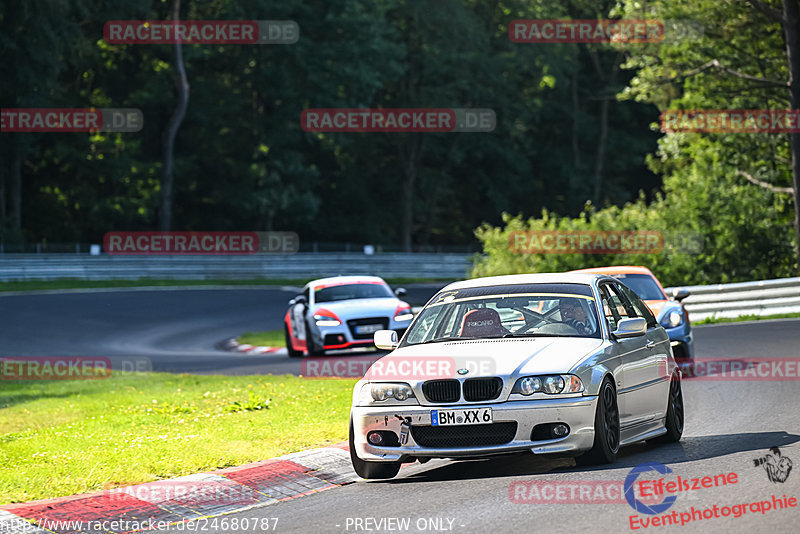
[600,284,632,331]
[599,285,621,331]
[616,283,657,328]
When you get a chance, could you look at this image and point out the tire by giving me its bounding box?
[284,325,304,358]
[576,377,620,466]
[305,320,325,357]
[658,373,684,443]
[349,419,401,479]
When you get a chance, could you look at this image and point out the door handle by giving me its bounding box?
[645,341,656,349]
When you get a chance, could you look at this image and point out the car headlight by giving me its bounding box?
[393,304,413,322]
[357,382,419,405]
[511,374,583,396]
[314,314,341,327]
[661,311,683,328]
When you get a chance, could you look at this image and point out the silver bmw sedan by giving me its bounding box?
[349,273,684,479]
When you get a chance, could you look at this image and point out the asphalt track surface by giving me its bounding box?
[0,284,442,375]
[161,321,799,534]
[3,288,800,533]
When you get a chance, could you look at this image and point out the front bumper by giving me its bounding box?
[318,321,410,350]
[350,395,598,463]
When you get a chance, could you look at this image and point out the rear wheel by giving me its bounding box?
[658,374,684,443]
[349,420,401,479]
[284,325,303,358]
[576,377,620,466]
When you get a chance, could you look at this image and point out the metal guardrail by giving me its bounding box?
[0,253,474,281]
[666,277,800,321]
[1,254,797,321]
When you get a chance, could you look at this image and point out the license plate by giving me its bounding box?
[431,408,492,426]
[355,324,382,334]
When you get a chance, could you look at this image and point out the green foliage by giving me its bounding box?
[473,0,797,283]
[1,0,661,249]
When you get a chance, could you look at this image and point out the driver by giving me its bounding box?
[560,299,592,335]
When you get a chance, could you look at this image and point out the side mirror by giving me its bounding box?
[289,295,306,306]
[672,288,690,302]
[374,329,399,350]
[395,287,407,298]
[612,317,647,339]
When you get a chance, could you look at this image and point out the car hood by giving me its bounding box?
[364,337,605,381]
[313,298,404,320]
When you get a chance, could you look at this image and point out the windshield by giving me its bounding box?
[402,283,601,346]
[611,273,666,301]
[313,282,394,303]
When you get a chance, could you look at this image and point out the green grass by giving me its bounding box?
[237,330,285,347]
[0,373,356,504]
[0,277,450,293]
[695,312,800,325]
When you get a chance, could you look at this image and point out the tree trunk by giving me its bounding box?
[398,137,423,253]
[784,0,800,268]
[593,97,610,206]
[159,0,190,231]
[10,150,22,232]
[571,70,581,171]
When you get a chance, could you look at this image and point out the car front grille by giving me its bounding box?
[411,422,518,448]
[422,380,460,403]
[346,317,389,340]
[463,377,503,401]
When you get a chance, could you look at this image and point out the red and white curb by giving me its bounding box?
[234,344,283,355]
[0,444,358,534]
[218,337,284,355]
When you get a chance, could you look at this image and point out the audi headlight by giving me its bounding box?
[357,382,418,405]
[511,374,583,396]
[314,314,341,327]
[661,311,683,328]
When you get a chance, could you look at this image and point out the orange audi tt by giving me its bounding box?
[569,266,693,360]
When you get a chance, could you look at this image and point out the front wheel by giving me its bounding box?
[284,325,304,358]
[305,320,325,357]
[349,420,401,479]
[576,377,620,466]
